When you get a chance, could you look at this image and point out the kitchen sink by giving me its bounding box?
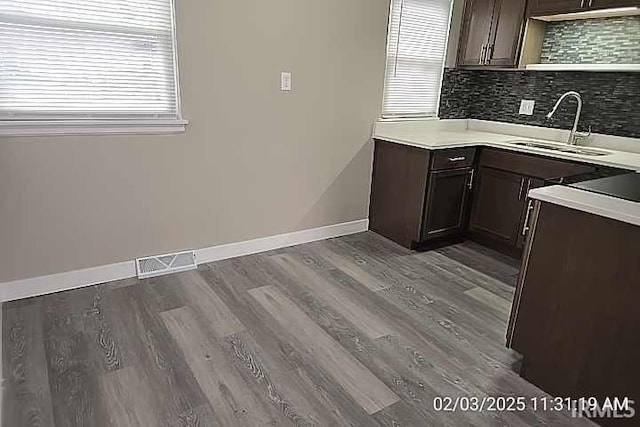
[508,140,610,157]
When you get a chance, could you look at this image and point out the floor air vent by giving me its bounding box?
[136,250,197,279]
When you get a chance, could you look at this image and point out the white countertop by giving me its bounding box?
[529,186,640,227]
[373,119,640,172]
[373,119,640,226]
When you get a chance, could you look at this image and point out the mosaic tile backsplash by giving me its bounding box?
[540,16,640,64]
[439,68,640,138]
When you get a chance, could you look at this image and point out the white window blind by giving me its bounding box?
[382,0,452,118]
[0,0,180,120]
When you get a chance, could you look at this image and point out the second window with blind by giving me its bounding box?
[382,0,453,118]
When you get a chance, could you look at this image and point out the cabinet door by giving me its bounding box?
[458,0,497,66]
[487,0,527,66]
[421,168,473,241]
[527,0,584,16]
[469,167,527,246]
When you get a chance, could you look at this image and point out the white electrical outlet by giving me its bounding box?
[281,72,292,91]
[519,100,535,115]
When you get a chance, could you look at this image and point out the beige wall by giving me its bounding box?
[0,0,391,282]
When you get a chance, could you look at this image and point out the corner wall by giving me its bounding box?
[0,0,391,282]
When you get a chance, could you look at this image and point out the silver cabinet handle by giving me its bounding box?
[589,0,593,6]
[518,177,525,200]
[522,200,534,236]
[468,169,475,190]
[581,0,585,7]
[485,44,493,65]
[479,44,487,65]
[449,157,466,162]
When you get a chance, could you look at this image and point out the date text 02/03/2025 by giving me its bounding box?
[432,396,635,420]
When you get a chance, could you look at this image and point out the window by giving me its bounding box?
[382,0,452,118]
[0,0,185,135]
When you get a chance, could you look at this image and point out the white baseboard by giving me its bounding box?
[195,219,368,265]
[0,219,369,303]
[0,260,136,303]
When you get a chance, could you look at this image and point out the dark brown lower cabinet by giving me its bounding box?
[468,167,544,254]
[369,140,430,248]
[421,167,474,241]
[369,141,476,249]
[508,201,640,426]
[468,148,596,256]
[469,167,527,249]
[369,143,601,255]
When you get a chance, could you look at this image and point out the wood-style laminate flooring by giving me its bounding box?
[2,232,595,426]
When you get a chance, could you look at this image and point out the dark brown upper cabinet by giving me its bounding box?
[594,0,640,8]
[527,0,587,15]
[527,0,640,16]
[489,0,529,66]
[458,0,527,67]
[458,0,496,66]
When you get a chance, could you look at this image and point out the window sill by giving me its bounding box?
[378,116,439,122]
[0,119,189,137]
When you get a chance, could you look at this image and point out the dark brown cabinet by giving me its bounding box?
[594,0,640,8]
[507,201,640,421]
[489,0,528,66]
[469,167,528,250]
[458,0,497,65]
[369,143,601,255]
[468,148,596,256]
[527,0,587,15]
[369,141,477,249]
[458,0,527,67]
[369,140,430,249]
[527,0,640,16]
[421,167,474,241]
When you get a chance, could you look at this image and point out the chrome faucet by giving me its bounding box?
[546,91,590,145]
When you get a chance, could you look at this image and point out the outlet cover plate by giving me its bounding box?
[281,72,292,91]
[519,100,535,115]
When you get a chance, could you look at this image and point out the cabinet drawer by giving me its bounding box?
[479,148,595,179]
[431,148,477,171]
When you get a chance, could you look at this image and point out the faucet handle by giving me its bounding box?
[574,125,592,142]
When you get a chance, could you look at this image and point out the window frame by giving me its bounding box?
[380,0,454,120]
[0,0,187,136]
